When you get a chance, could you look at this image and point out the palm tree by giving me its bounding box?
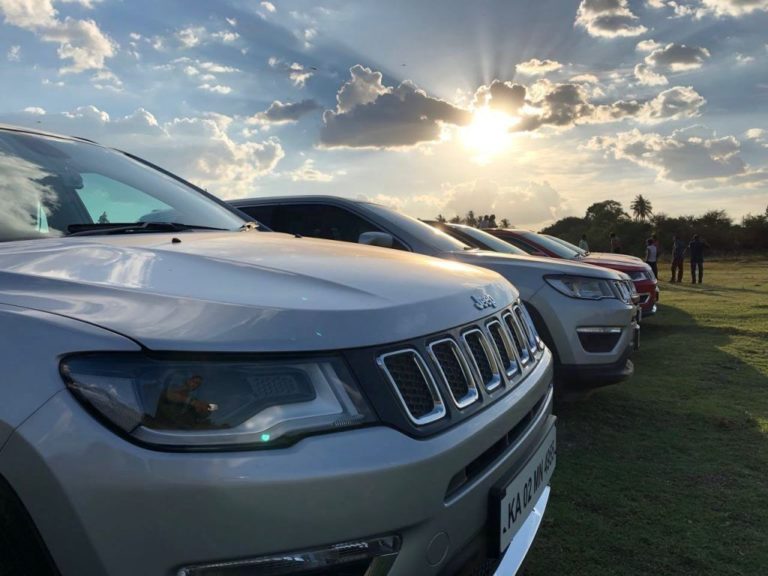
[435,214,447,223]
[500,218,511,228]
[630,195,653,222]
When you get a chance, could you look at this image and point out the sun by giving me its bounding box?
[460,107,520,163]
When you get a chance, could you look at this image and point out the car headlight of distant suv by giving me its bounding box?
[61,353,376,449]
[544,275,617,300]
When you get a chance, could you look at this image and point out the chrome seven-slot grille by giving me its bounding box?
[378,301,544,425]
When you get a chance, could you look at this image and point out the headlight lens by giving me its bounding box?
[628,271,649,281]
[545,275,616,300]
[61,354,376,449]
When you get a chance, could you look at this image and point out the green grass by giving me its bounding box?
[523,258,768,576]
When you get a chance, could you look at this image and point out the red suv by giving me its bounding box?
[486,229,659,316]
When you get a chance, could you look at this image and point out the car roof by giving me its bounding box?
[230,195,375,207]
[0,123,100,145]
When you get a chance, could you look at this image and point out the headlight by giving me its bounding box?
[628,271,650,281]
[544,275,616,300]
[61,354,376,449]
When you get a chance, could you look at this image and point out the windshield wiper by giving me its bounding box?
[66,222,229,237]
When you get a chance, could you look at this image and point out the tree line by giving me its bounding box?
[437,195,768,257]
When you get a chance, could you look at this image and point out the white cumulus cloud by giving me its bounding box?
[575,0,648,38]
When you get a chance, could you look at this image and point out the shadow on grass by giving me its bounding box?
[523,303,768,576]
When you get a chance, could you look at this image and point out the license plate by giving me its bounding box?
[492,427,556,554]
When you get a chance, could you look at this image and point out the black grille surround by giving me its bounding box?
[354,301,546,438]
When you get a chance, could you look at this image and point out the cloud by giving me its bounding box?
[198,83,232,95]
[569,73,600,83]
[634,42,710,85]
[7,44,21,61]
[0,0,116,72]
[260,1,276,13]
[575,0,648,38]
[268,58,314,88]
[176,26,239,48]
[23,106,46,114]
[319,65,472,149]
[476,80,705,130]
[653,0,768,18]
[697,0,768,16]
[472,80,526,114]
[91,68,122,91]
[636,39,662,52]
[248,99,320,125]
[634,63,668,86]
[286,159,338,182]
[516,58,563,76]
[587,126,753,182]
[4,106,284,197]
[442,179,570,227]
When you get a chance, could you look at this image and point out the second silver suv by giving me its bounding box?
[232,196,640,391]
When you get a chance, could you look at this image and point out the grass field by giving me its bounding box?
[523,258,768,576]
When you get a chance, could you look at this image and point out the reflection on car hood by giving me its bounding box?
[0,232,516,352]
[582,252,647,271]
[447,250,622,279]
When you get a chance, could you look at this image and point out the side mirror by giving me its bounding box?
[358,231,394,248]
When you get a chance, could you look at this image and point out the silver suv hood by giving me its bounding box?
[447,250,624,279]
[0,232,516,351]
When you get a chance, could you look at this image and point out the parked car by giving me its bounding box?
[485,228,659,316]
[0,125,556,576]
[231,196,640,390]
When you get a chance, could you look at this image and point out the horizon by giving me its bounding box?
[1,0,766,229]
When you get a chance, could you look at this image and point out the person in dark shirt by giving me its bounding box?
[670,234,686,283]
[609,232,622,253]
[689,234,708,284]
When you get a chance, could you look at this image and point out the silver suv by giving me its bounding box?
[231,196,640,390]
[0,125,555,576]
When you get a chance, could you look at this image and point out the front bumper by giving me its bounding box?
[1,351,555,576]
[530,288,636,388]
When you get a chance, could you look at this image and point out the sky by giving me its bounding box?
[0,0,766,229]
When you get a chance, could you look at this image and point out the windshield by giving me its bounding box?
[0,130,247,242]
[364,203,471,252]
[452,225,528,255]
[543,234,588,256]
[521,231,582,259]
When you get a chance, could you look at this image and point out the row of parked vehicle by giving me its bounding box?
[0,125,655,576]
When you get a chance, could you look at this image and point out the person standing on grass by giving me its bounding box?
[609,232,622,253]
[689,234,708,284]
[579,234,589,252]
[645,238,658,279]
[670,233,686,283]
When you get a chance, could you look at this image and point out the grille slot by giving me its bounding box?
[463,329,502,392]
[487,320,519,380]
[503,311,531,365]
[378,350,445,425]
[514,304,539,352]
[428,338,479,409]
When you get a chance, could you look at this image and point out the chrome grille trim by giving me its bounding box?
[486,319,519,381]
[514,304,540,354]
[462,328,502,392]
[427,338,479,409]
[503,310,531,365]
[377,349,446,425]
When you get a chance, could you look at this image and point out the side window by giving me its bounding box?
[237,205,274,228]
[271,204,407,249]
[506,237,537,254]
[75,173,173,224]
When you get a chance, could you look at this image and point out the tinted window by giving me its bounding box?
[520,231,580,259]
[0,131,247,242]
[237,205,275,228]
[363,203,469,252]
[452,226,528,255]
[255,203,405,249]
